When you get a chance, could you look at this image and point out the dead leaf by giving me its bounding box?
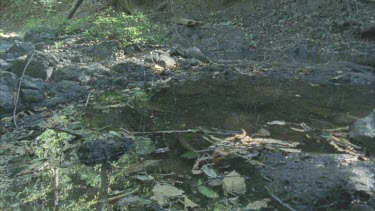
[15,146,26,155]
[153,64,164,72]
[267,120,287,125]
[25,146,34,156]
[0,116,12,123]
[191,158,202,175]
[252,138,299,147]
[126,160,160,174]
[152,184,184,206]
[246,198,271,210]
[33,107,48,112]
[212,71,220,78]
[255,128,271,137]
[300,123,312,131]
[222,171,246,196]
[183,196,199,209]
[1,143,17,151]
[290,127,305,132]
[278,148,301,153]
[16,160,48,176]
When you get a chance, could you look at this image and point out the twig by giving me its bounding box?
[13,52,35,128]
[131,129,241,136]
[265,187,297,211]
[107,187,139,203]
[48,127,86,138]
[317,202,336,208]
[84,90,94,109]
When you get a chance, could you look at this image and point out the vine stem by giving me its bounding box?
[13,52,35,128]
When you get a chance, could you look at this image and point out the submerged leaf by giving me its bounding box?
[197,179,219,198]
[222,171,246,196]
[134,137,156,155]
[255,128,271,137]
[180,151,199,159]
[246,198,271,210]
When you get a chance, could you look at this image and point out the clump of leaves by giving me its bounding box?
[35,129,74,157]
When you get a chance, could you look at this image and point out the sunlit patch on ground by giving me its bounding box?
[0,30,19,38]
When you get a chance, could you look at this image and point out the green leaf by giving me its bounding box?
[202,165,217,178]
[134,175,154,181]
[180,151,199,159]
[197,179,219,198]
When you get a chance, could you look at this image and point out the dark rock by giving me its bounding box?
[21,89,45,103]
[11,51,58,80]
[171,46,210,63]
[360,26,375,41]
[86,40,120,60]
[266,61,375,85]
[34,41,55,50]
[1,53,16,60]
[124,44,143,55]
[145,50,176,68]
[0,59,11,71]
[114,76,128,86]
[185,47,210,63]
[23,27,57,43]
[112,61,146,74]
[286,41,308,60]
[44,80,87,107]
[21,75,47,90]
[260,152,375,211]
[5,41,35,58]
[190,58,201,66]
[51,63,111,83]
[0,71,18,114]
[169,25,246,60]
[18,79,87,109]
[0,37,16,54]
[178,59,192,70]
[77,138,133,166]
[52,64,91,83]
[350,110,375,153]
[20,76,47,104]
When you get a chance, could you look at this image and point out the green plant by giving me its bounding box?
[23,14,65,30]
[35,129,74,158]
[84,9,163,46]
[54,40,65,48]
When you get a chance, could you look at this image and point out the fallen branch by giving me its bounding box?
[13,52,35,128]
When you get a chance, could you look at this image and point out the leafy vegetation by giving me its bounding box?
[22,9,162,47]
[84,9,163,45]
[1,0,163,47]
[35,129,74,157]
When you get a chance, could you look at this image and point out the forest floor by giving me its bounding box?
[0,0,375,210]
